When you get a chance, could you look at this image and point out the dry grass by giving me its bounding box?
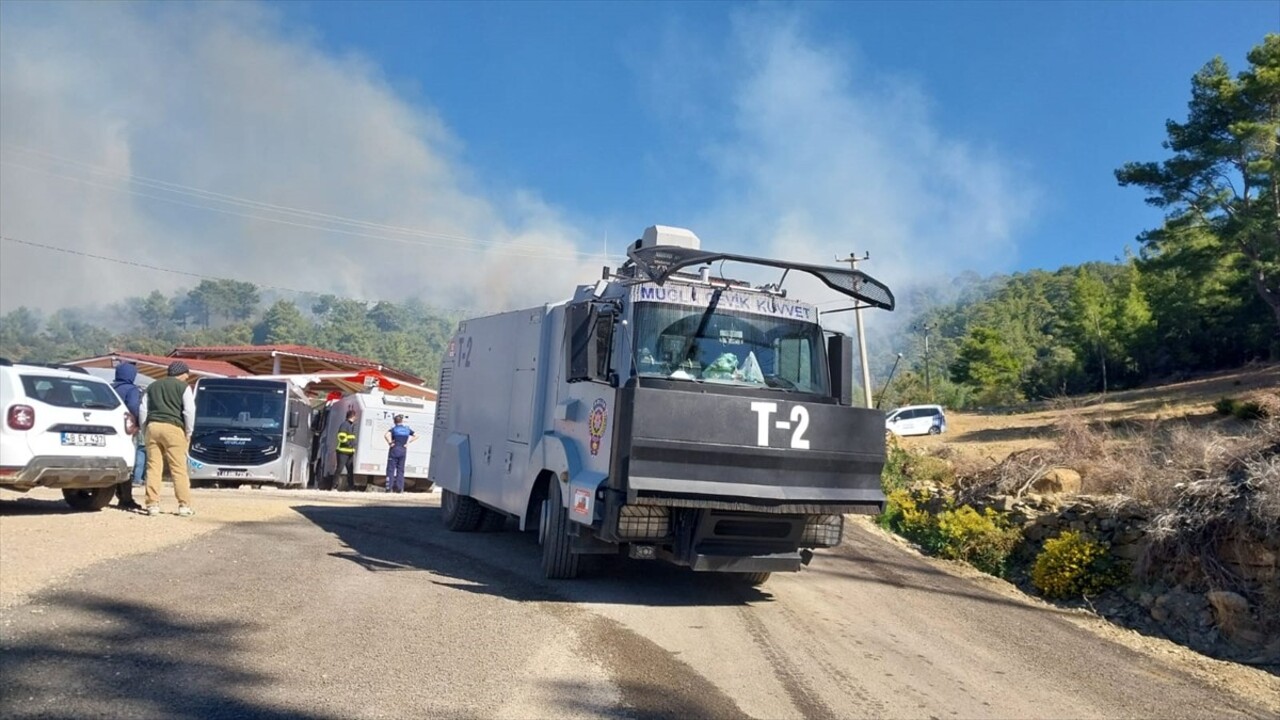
[949,413,1278,512]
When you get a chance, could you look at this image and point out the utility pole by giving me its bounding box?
[921,322,933,400]
[839,252,874,408]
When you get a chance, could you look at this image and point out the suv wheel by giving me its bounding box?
[62,487,115,512]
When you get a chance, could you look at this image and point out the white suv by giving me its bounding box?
[0,360,136,510]
[885,404,947,437]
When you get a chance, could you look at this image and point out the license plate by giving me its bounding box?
[216,468,249,478]
[61,433,106,447]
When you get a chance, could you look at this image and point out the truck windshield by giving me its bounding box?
[194,384,286,433]
[632,301,829,395]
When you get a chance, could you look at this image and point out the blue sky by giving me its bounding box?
[288,0,1275,270]
[0,1,1275,313]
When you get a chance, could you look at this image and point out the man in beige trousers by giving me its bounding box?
[140,361,197,517]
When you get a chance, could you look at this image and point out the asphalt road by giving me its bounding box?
[1,492,1276,719]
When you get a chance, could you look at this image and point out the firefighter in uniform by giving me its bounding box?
[335,409,359,491]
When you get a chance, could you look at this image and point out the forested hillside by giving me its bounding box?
[0,279,462,385]
[877,256,1272,409]
[881,35,1279,409]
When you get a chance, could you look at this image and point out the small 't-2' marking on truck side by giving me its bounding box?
[750,402,810,450]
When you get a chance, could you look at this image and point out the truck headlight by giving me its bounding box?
[617,505,669,539]
[801,514,843,547]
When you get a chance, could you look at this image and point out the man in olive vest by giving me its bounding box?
[335,409,358,491]
[140,361,196,517]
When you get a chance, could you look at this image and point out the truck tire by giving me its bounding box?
[737,572,771,586]
[441,489,485,532]
[541,482,579,579]
[479,509,507,532]
[62,487,114,512]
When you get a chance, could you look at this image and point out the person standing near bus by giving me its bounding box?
[140,362,196,517]
[335,408,358,492]
[383,414,416,493]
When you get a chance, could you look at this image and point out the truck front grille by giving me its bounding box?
[190,446,279,465]
[713,518,793,539]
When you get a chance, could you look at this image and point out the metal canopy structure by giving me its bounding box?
[169,344,426,382]
[65,352,249,381]
[626,245,896,311]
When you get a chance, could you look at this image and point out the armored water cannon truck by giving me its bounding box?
[429,225,895,582]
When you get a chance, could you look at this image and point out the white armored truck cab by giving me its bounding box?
[429,225,895,582]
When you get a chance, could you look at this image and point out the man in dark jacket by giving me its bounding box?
[110,363,144,511]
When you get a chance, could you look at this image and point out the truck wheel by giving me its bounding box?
[541,482,580,579]
[441,489,485,532]
[62,487,114,512]
[479,509,507,532]
[737,572,771,586]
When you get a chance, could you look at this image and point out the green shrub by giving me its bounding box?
[879,488,1021,577]
[933,506,1022,576]
[879,435,954,497]
[881,434,912,494]
[1214,396,1268,420]
[1031,530,1126,599]
[913,455,956,486]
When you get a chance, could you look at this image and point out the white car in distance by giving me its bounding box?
[885,404,947,437]
[0,360,136,510]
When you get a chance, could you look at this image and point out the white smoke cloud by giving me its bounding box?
[0,2,1034,334]
[0,2,605,314]
[675,9,1035,320]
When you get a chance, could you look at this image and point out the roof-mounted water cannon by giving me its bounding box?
[631,225,702,252]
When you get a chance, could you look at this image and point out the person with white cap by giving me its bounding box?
[139,361,197,516]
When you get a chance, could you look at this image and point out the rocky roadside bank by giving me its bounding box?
[956,485,1280,666]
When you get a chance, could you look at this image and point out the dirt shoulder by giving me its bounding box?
[0,486,432,609]
[851,517,1280,715]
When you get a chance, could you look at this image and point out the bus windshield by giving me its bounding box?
[194,383,287,433]
[631,301,829,395]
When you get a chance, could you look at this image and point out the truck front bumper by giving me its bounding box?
[657,547,808,573]
[0,456,129,492]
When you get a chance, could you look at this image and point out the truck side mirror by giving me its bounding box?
[827,334,854,405]
[566,301,617,385]
[289,410,300,430]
